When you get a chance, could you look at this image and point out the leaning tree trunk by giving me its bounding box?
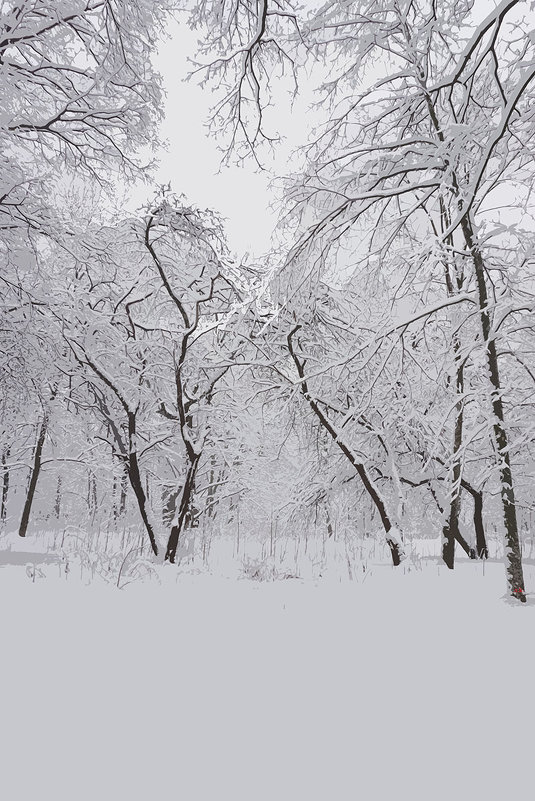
[461,216,525,601]
[429,480,474,559]
[288,326,405,566]
[403,474,474,558]
[126,412,159,557]
[165,453,200,563]
[19,416,49,538]
[458,477,488,559]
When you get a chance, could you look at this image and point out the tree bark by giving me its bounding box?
[471,489,488,559]
[165,453,200,563]
[288,326,405,566]
[127,412,159,557]
[54,475,62,519]
[461,216,525,600]
[206,455,223,519]
[1,447,10,522]
[88,469,98,522]
[396,472,475,558]
[18,416,48,538]
[421,82,524,597]
[430,455,488,559]
[442,359,465,569]
[429,0,528,588]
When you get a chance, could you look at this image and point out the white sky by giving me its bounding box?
[150,20,296,261]
[146,2,525,265]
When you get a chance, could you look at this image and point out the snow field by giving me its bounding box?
[1,558,535,800]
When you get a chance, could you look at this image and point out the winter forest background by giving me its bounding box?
[2,2,535,799]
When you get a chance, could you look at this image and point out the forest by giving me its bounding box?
[4,3,535,800]
[2,0,535,606]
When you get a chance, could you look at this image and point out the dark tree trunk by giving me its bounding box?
[422,87,521,594]
[461,216,525,600]
[396,471,475,559]
[1,447,10,522]
[456,532,476,560]
[442,354,465,569]
[471,489,488,559]
[127,412,159,557]
[434,488,475,560]
[287,326,405,567]
[19,417,48,538]
[430,458,488,561]
[165,454,200,563]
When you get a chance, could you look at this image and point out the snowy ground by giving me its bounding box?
[1,538,535,800]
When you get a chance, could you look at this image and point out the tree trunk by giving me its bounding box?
[1,447,10,522]
[206,454,220,519]
[431,458,488,560]
[324,500,334,539]
[461,216,525,601]
[18,417,48,538]
[442,356,465,569]
[88,469,98,522]
[423,85,524,598]
[112,473,119,522]
[127,412,159,557]
[288,326,405,566]
[54,475,62,519]
[472,490,488,559]
[453,529,476,560]
[165,454,200,563]
[112,466,129,523]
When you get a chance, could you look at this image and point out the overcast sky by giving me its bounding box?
[148,3,517,265]
[151,20,279,261]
